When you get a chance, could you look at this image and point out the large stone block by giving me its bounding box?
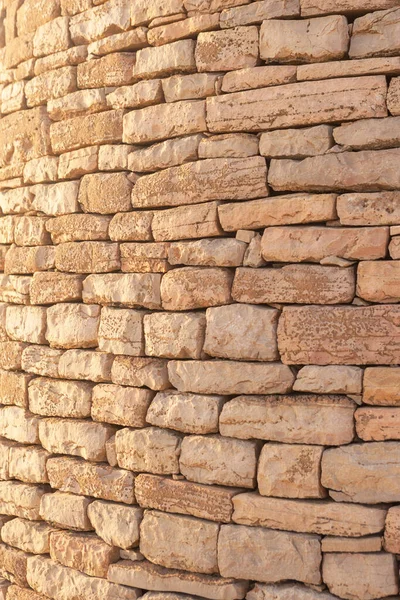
[25,66,76,107]
[78,53,135,88]
[133,40,196,81]
[48,89,108,122]
[21,346,63,379]
[161,267,232,311]
[152,201,223,242]
[6,305,47,345]
[355,407,400,441]
[294,365,362,395]
[195,27,258,72]
[109,211,153,242]
[46,304,100,349]
[1,518,55,554]
[168,238,246,268]
[98,307,144,356]
[92,384,153,427]
[28,378,92,419]
[363,367,400,405]
[31,181,80,216]
[144,312,206,359]
[259,126,333,159]
[69,0,131,44]
[30,272,84,305]
[300,0,399,16]
[116,426,182,474]
[0,370,32,407]
[87,500,142,548]
[55,241,120,274]
[0,543,29,587]
[4,245,55,275]
[9,445,50,484]
[357,260,400,302]
[0,406,40,445]
[219,0,300,27]
[78,172,132,214]
[112,356,170,390]
[83,273,162,309]
[39,492,93,531]
[0,107,51,168]
[350,8,400,59]
[0,481,46,520]
[58,146,99,179]
[120,242,170,273]
[337,191,400,225]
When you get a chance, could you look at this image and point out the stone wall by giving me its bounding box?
[0,0,399,599]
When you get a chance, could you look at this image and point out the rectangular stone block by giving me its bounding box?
[221,65,297,93]
[168,238,246,268]
[34,45,88,76]
[0,543,29,587]
[14,216,51,246]
[333,115,400,150]
[92,384,153,427]
[133,40,196,81]
[7,585,48,600]
[21,346,63,379]
[0,406,40,445]
[78,172,132,214]
[9,445,50,484]
[220,0,299,27]
[0,370,32,407]
[195,27,258,72]
[131,0,185,26]
[58,146,99,179]
[147,13,219,47]
[4,245,55,275]
[152,201,223,242]
[355,407,400,441]
[301,0,399,16]
[337,191,400,225]
[77,53,136,88]
[260,126,333,159]
[140,511,219,574]
[350,8,400,59]
[111,356,170,390]
[321,536,382,553]
[88,27,148,56]
[39,491,92,531]
[116,426,182,475]
[33,16,71,58]
[98,144,133,171]
[46,303,100,349]
[98,307,144,356]
[219,395,355,445]
[146,391,223,434]
[59,352,109,386]
[54,241,120,274]
[198,133,259,159]
[0,481,46,520]
[0,107,51,168]
[69,0,131,44]
[293,365,363,395]
[0,188,33,216]
[83,273,162,309]
[23,156,59,185]
[25,66,76,108]
[363,367,400,405]
[161,267,233,310]
[87,500,142,548]
[30,272,84,305]
[278,305,400,365]
[6,305,47,344]
[1,81,25,115]
[129,135,202,173]
[0,276,30,305]
[0,342,27,372]
[120,242,170,273]
[48,88,108,122]
[206,76,387,132]
[46,456,135,504]
[1,518,55,555]
[162,72,221,102]
[144,312,206,359]
[109,211,153,242]
[218,524,321,585]
[357,260,400,302]
[106,79,163,110]
[50,530,119,578]
[28,377,92,419]
[132,157,268,208]
[46,214,111,244]
[31,181,79,216]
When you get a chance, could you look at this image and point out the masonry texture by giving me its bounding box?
[0,0,399,599]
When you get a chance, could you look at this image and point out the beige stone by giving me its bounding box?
[132,157,267,208]
[148,13,219,46]
[16,0,60,36]
[131,0,185,26]
[34,45,88,76]
[30,273,84,305]
[39,418,114,462]
[198,133,259,159]
[7,584,49,600]
[0,341,27,371]
[0,187,34,215]
[0,107,52,168]
[363,367,400,405]
[246,583,339,600]
[9,445,50,483]
[0,276,30,305]
[1,518,54,554]
[79,172,132,214]
[322,536,382,553]
[48,88,107,122]
[25,67,76,108]
[390,236,400,258]
[301,0,399,16]
[4,245,55,275]
[1,81,25,115]
[384,505,400,553]
[98,144,134,171]
[169,238,246,267]
[106,80,163,110]
[0,480,47,520]
[169,360,294,395]
[109,211,153,242]
[232,493,386,537]
[88,28,148,56]
[83,273,162,309]
[144,312,205,359]
[55,241,120,274]
[135,474,237,523]
[0,216,15,244]
[87,500,142,548]
[298,56,400,81]
[218,524,321,585]
[322,442,400,503]
[162,72,221,102]
[78,53,135,88]
[133,40,196,81]
[112,356,170,390]
[50,109,124,154]
[29,377,92,418]
[152,202,222,243]
[294,365,362,394]
[61,0,92,16]
[334,116,400,150]
[260,126,333,158]
[46,456,135,504]
[6,305,47,344]
[47,214,111,245]
[58,146,99,179]
[0,370,32,407]
[21,346,63,379]
[146,391,224,434]
[108,560,248,600]
[232,265,355,305]
[388,76,400,115]
[220,0,299,27]
[116,426,182,474]
[69,1,131,44]
[23,157,59,185]
[323,553,398,600]
[0,406,40,444]
[129,135,202,173]
[46,303,100,349]
[91,384,154,427]
[120,242,170,273]
[180,435,258,488]
[337,191,400,225]
[195,27,258,72]
[14,217,51,246]
[207,76,387,132]
[3,33,33,71]
[355,407,400,441]
[33,17,70,58]
[357,261,400,302]
[0,543,29,587]
[124,100,206,146]
[31,181,80,216]
[59,349,112,382]
[98,307,144,356]
[350,8,400,60]
[257,443,325,499]
[40,491,93,530]
[140,511,219,574]
[278,305,400,365]
[161,267,232,310]
[220,395,355,445]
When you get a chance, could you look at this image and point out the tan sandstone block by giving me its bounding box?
[218,524,321,585]
[7,585,49,600]
[337,191,400,225]
[322,536,382,553]
[357,261,400,302]
[147,13,219,46]
[48,88,107,122]
[260,126,333,158]
[129,135,202,173]
[55,241,120,274]
[355,407,400,441]
[195,27,258,72]
[17,0,60,36]
[4,245,55,275]
[198,133,259,159]
[294,365,362,394]
[31,181,79,216]
[116,426,181,475]
[220,395,355,445]
[33,17,71,58]
[88,27,148,56]
[88,500,142,548]
[39,418,114,462]
[333,115,400,150]
[1,518,55,554]
[0,370,32,407]
[111,356,170,390]
[140,511,219,574]
[180,435,258,488]
[162,72,221,102]
[300,0,399,16]
[106,80,163,110]
[46,303,100,349]
[160,267,232,310]
[79,172,132,214]
[21,346,63,379]
[91,384,153,427]
[384,505,400,553]
[46,214,110,244]
[23,157,59,185]
[1,81,25,115]
[58,146,99,179]
[25,67,76,108]
[28,377,92,419]
[40,491,93,531]
[78,53,135,88]
[46,456,135,504]
[0,276,30,305]
[0,341,27,371]
[168,239,246,268]
[322,553,398,600]
[247,583,339,600]
[0,406,40,444]
[33,45,88,77]
[0,188,34,216]
[83,273,162,309]
[298,56,400,82]
[9,445,50,484]
[98,307,144,356]
[50,530,119,578]
[132,157,268,208]
[0,107,51,167]
[6,305,47,344]
[152,202,222,242]
[144,312,206,359]
[3,33,33,71]
[350,8,400,59]
[0,481,47,520]
[363,367,400,405]
[120,242,170,273]
[69,0,131,44]
[14,217,51,246]
[278,305,400,365]
[109,211,153,242]
[30,273,84,305]
[388,76,400,115]
[0,543,29,587]
[232,493,386,537]
[219,0,299,27]
[133,40,196,81]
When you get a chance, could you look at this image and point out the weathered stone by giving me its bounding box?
[322,536,382,553]
[135,474,237,523]
[39,418,115,462]
[16,0,60,36]
[3,33,34,71]
[7,584,49,600]
[78,53,135,88]
[50,109,124,154]
[54,241,120,274]
[0,341,27,371]
[220,395,355,445]
[357,260,400,302]
[92,384,154,427]
[25,67,76,108]
[106,80,163,110]
[198,133,259,158]
[232,266,355,305]
[0,276,30,305]
[278,305,400,365]
[363,367,400,405]
[32,16,70,58]
[0,543,29,587]
[152,202,222,242]
[221,65,297,93]
[31,181,80,216]
[260,126,333,159]
[168,238,246,268]
[1,81,25,115]
[1,518,54,555]
[388,76,400,114]
[88,28,148,56]
[257,443,325,499]
[98,307,144,356]
[133,40,196,81]
[322,442,400,503]
[0,406,40,444]
[14,217,51,246]
[83,273,162,309]
[333,116,400,151]
[116,426,182,474]
[161,267,232,310]
[79,172,132,214]
[146,391,224,434]
[0,187,34,215]
[40,491,93,530]
[298,56,400,81]
[28,377,92,419]
[148,13,219,46]
[246,583,339,600]
[48,88,107,121]
[124,100,206,146]
[384,505,400,553]
[144,312,206,359]
[301,0,399,16]
[131,0,185,26]
[9,445,50,483]
[87,500,142,548]
[46,456,135,504]
[132,157,268,208]
[355,407,400,441]
[6,305,47,344]
[34,46,88,76]
[4,245,55,275]
[337,191,400,227]
[218,524,321,585]
[350,8,400,60]
[162,72,221,102]
[129,135,202,173]
[21,346,63,379]
[109,211,153,242]
[23,157,59,185]
[58,146,99,179]
[30,272,84,305]
[322,553,398,600]
[46,304,100,349]
[179,435,258,488]
[169,361,294,395]
[294,366,362,394]
[112,356,170,390]
[195,27,258,72]
[0,481,46,520]
[108,560,249,600]
[98,144,134,171]
[69,1,131,44]
[389,236,400,258]
[0,370,32,407]
[120,242,169,273]
[46,214,111,245]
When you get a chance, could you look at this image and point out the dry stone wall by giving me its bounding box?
[0,0,400,599]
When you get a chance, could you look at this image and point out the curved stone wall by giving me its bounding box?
[0,0,400,599]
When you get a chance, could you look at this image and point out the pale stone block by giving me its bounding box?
[120,242,170,273]
[92,384,153,427]
[55,241,120,274]
[58,146,98,179]
[106,80,163,110]
[29,376,90,420]
[0,406,40,444]
[111,356,170,390]
[333,115,400,150]
[131,0,185,26]
[88,28,148,56]
[48,88,107,122]
[0,187,34,216]
[0,481,46,520]
[98,306,144,356]
[46,214,111,244]
[17,0,61,37]
[31,181,80,216]
[322,536,382,553]
[9,445,50,483]
[0,276,30,305]
[109,211,153,242]
[0,543,29,587]
[116,426,182,474]
[221,65,297,93]
[161,267,232,310]
[144,312,206,359]
[260,125,333,158]
[196,27,258,72]
[87,500,143,549]
[220,0,299,27]
[46,303,100,349]
[148,13,219,46]
[162,72,220,102]
[355,407,400,441]
[77,52,136,88]
[23,157,59,185]
[58,349,113,382]
[0,370,33,407]
[21,346,63,378]
[78,172,132,214]
[25,66,77,107]
[14,217,51,246]
[7,584,49,600]
[33,17,71,58]
[388,76,400,115]
[34,45,88,76]
[294,365,363,394]
[357,260,400,302]
[298,55,400,81]
[83,273,162,309]
[363,367,400,405]
[246,583,341,600]
[1,81,25,114]
[129,135,202,173]
[169,238,246,267]
[1,518,55,554]
[301,0,398,17]
[337,191,400,225]
[350,8,400,59]
[6,305,47,344]
[0,107,52,167]
[30,272,84,305]
[133,40,196,81]
[4,245,55,275]
[198,133,259,158]
[152,202,222,242]
[69,0,131,44]
[0,341,27,372]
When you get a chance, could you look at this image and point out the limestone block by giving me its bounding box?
[47,214,111,244]
[1,518,55,554]
[384,505,400,553]
[116,426,182,474]
[48,88,108,122]
[357,261,400,302]
[33,17,71,58]
[83,273,162,309]
[133,40,196,81]
[120,242,170,273]
[87,500,143,548]
[3,33,34,70]
[124,100,206,145]
[196,27,258,72]
[161,267,232,310]
[337,191,400,225]
[112,356,170,390]
[1,81,25,115]
[179,435,258,488]
[9,445,50,483]
[55,241,120,274]
[278,305,400,365]
[129,135,202,173]
[46,304,100,349]
[322,536,382,553]
[23,157,59,185]
[168,238,246,267]
[61,0,92,16]
[106,80,163,110]
[30,273,84,305]
[219,395,355,445]
[6,305,47,344]
[0,341,27,371]
[0,370,32,407]
[98,307,144,356]
[0,543,29,587]
[298,55,400,81]
[0,406,40,444]
[58,146,99,179]
[132,157,268,208]
[46,456,135,504]
[91,384,154,427]
[34,46,88,76]
[220,0,300,27]
[39,418,115,462]
[294,366,362,394]
[0,216,15,244]
[0,107,52,167]
[300,0,399,17]
[16,0,60,36]
[148,13,220,46]
[88,28,148,56]
[77,53,136,88]
[0,188,34,216]
[389,236,400,258]
[69,0,131,44]
[152,202,222,243]
[162,72,221,102]
[0,481,47,520]
[198,133,259,158]
[218,524,321,585]
[221,65,297,93]
[144,312,206,359]
[14,217,51,246]
[355,407,400,441]
[98,144,134,171]
[31,181,80,216]
[206,76,387,132]
[322,553,398,600]
[109,211,153,242]
[59,349,112,383]
[333,116,400,151]
[7,585,49,600]
[21,346,63,379]
[140,511,219,574]
[246,583,339,600]
[0,276,30,305]
[78,172,132,214]
[169,360,295,395]
[350,8,400,59]
[4,245,55,275]
[260,126,333,159]
[363,367,400,405]
[25,67,77,108]
[49,530,119,578]
[130,0,185,26]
